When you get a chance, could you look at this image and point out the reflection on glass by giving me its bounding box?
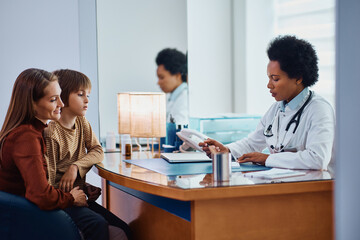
[155,48,188,125]
[97,0,188,140]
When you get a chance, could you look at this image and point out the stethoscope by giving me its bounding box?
[263,90,313,152]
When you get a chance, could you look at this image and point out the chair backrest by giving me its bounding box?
[0,191,81,240]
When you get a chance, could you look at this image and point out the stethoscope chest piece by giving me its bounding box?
[263,124,273,137]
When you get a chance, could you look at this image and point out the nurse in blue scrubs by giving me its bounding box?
[200,35,335,171]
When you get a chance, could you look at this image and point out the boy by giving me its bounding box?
[44,69,130,240]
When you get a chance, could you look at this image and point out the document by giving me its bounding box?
[244,168,306,179]
[161,152,211,163]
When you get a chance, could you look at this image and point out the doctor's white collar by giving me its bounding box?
[279,87,310,112]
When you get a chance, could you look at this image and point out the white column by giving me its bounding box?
[187,0,233,116]
[79,0,100,137]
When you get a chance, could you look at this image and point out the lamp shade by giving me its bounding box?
[118,92,166,138]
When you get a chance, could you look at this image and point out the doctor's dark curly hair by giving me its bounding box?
[267,35,319,87]
[156,48,187,82]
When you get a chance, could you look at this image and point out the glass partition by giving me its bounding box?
[96,0,188,141]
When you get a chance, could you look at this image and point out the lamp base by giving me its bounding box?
[135,138,142,152]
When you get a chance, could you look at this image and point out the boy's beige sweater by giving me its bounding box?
[44,116,103,190]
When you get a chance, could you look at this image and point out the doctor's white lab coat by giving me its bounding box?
[226,91,335,170]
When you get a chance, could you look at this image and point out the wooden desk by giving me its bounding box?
[94,152,334,240]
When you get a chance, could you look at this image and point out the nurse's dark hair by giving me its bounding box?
[155,48,187,82]
[52,69,91,107]
[267,35,319,87]
[0,68,57,155]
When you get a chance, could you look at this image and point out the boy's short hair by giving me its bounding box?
[53,69,92,107]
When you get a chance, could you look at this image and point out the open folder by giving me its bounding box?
[161,152,211,163]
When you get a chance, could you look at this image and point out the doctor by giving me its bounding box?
[200,35,335,170]
[156,48,188,124]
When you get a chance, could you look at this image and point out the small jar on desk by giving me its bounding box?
[121,134,132,156]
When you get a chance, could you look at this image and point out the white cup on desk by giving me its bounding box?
[106,132,116,151]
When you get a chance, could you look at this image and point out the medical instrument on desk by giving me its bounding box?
[263,91,313,152]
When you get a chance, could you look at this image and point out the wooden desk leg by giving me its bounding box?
[101,179,110,209]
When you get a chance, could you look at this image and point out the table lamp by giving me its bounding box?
[118,92,166,153]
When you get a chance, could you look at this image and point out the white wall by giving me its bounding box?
[243,0,275,115]
[97,0,188,139]
[233,0,276,115]
[0,0,99,135]
[0,0,102,199]
[232,0,246,113]
[187,0,275,117]
[335,0,360,239]
[0,0,80,125]
[187,0,233,116]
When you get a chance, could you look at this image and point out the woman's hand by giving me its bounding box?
[70,186,88,207]
[59,164,78,192]
[199,139,229,157]
[237,152,269,165]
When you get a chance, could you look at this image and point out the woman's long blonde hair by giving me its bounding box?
[0,68,57,154]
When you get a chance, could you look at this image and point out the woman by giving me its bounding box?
[200,35,335,170]
[0,69,87,210]
[156,48,188,124]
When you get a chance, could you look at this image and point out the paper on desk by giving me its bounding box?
[231,162,239,168]
[244,168,306,179]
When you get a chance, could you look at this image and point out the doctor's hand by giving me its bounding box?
[237,152,269,166]
[199,139,229,157]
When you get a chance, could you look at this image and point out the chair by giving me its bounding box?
[0,191,81,240]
